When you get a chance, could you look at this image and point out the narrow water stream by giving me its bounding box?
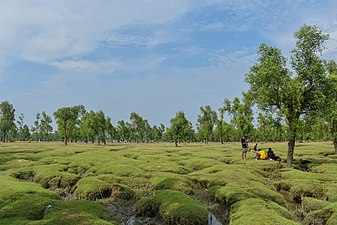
[124,212,223,225]
[208,212,223,225]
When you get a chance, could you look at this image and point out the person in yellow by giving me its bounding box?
[257,149,267,160]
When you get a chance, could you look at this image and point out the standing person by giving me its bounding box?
[241,136,248,159]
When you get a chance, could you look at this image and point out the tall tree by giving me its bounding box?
[322,60,337,153]
[167,111,194,147]
[31,113,41,141]
[197,105,217,144]
[117,120,131,142]
[130,112,145,142]
[40,111,53,141]
[246,25,329,167]
[0,101,16,142]
[17,113,28,141]
[54,105,85,145]
[81,110,106,144]
[215,107,225,144]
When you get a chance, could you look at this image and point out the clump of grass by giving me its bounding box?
[207,181,285,206]
[304,202,337,225]
[41,200,117,225]
[302,197,331,212]
[135,190,208,225]
[74,177,113,200]
[289,181,326,202]
[230,198,300,225]
[178,158,219,172]
[0,192,55,221]
[279,169,330,202]
[74,176,135,200]
[0,172,57,209]
[155,177,193,194]
[111,183,135,200]
[135,197,157,217]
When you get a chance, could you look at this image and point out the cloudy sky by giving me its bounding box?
[1,0,337,128]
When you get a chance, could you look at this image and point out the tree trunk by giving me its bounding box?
[287,138,295,168]
[287,116,297,168]
[175,140,178,147]
[64,125,68,145]
[334,138,337,155]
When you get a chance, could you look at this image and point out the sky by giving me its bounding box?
[1,0,337,128]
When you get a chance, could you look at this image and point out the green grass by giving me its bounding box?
[0,141,336,224]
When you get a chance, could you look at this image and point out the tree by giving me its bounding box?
[130,112,145,142]
[0,101,16,142]
[246,25,329,167]
[167,111,194,147]
[81,110,107,144]
[322,60,337,153]
[31,113,41,141]
[215,107,225,144]
[223,92,254,141]
[54,105,85,145]
[40,111,53,141]
[117,120,131,142]
[197,105,217,144]
[17,113,30,141]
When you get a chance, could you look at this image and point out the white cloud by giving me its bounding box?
[0,0,198,65]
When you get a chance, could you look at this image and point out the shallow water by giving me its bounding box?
[125,212,223,225]
[125,216,135,225]
[208,212,223,225]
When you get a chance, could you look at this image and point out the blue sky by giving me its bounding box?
[1,0,337,128]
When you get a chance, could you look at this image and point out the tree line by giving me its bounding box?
[1,25,337,167]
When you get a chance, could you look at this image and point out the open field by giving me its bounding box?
[0,141,337,224]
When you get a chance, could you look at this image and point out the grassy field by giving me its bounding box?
[0,141,336,225]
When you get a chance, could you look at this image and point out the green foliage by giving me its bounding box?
[54,105,86,145]
[167,111,194,146]
[0,100,16,142]
[246,24,331,167]
[196,105,217,143]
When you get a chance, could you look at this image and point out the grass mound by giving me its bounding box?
[304,202,337,225]
[136,190,208,225]
[74,176,135,200]
[230,198,300,225]
[0,172,115,225]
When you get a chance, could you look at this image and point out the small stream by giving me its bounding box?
[208,212,223,225]
[124,212,223,225]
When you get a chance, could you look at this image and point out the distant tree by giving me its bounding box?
[21,125,31,141]
[246,25,329,167]
[40,111,53,141]
[105,116,115,142]
[81,110,107,144]
[17,113,30,141]
[117,120,131,142]
[223,92,254,141]
[167,111,194,147]
[153,124,165,142]
[130,112,145,142]
[54,105,85,145]
[197,105,217,144]
[31,113,41,141]
[0,101,16,142]
[215,107,225,144]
